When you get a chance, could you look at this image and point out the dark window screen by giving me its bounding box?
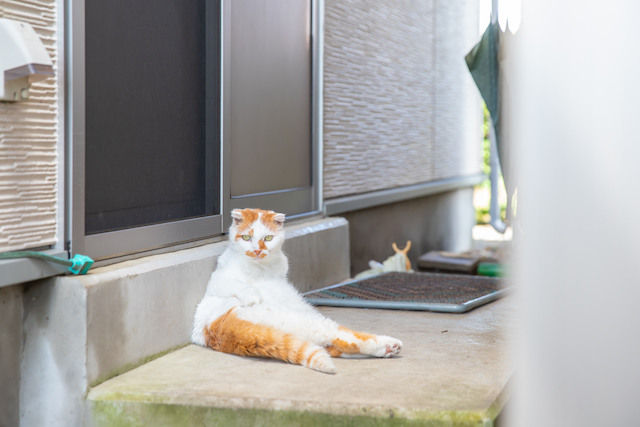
[85,0,219,235]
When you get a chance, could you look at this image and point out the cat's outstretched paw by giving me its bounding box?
[373,336,403,358]
[241,296,262,307]
[236,288,263,307]
[307,351,337,374]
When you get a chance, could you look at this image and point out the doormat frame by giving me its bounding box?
[303,272,511,313]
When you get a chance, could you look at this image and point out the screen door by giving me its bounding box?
[85,0,220,235]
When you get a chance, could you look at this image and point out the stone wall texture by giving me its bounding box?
[323,0,481,199]
[0,0,59,252]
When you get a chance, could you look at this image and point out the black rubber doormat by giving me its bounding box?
[303,272,509,313]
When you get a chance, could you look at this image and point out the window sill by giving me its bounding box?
[0,249,68,288]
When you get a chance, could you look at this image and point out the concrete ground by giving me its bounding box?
[88,296,516,426]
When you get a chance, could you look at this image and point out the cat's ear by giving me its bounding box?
[231,209,244,225]
[274,213,285,227]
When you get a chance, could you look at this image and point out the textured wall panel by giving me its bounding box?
[0,0,58,252]
[434,0,482,180]
[323,0,436,199]
[323,0,481,199]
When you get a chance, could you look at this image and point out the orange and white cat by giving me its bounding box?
[192,208,403,374]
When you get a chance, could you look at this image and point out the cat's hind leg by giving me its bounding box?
[328,326,402,358]
[204,308,336,374]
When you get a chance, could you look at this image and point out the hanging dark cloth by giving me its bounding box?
[466,22,517,218]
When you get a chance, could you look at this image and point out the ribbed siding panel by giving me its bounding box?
[323,0,436,199]
[434,0,482,180]
[323,0,481,199]
[0,0,58,252]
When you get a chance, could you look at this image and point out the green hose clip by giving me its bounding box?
[68,254,94,274]
[0,251,94,275]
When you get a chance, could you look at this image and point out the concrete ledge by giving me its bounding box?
[324,174,485,216]
[0,285,22,427]
[19,217,350,427]
[90,401,504,427]
[0,248,68,288]
[88,298,516,426]
[283,217,350,293]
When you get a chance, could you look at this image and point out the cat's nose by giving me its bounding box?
[253,250,262,256]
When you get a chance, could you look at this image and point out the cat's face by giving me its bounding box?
[229,208,285,261]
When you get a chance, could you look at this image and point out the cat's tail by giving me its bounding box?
[203,308,336,374]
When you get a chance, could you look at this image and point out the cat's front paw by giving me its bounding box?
[237,289,263,307]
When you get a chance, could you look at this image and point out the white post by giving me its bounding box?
[511,0,640,425]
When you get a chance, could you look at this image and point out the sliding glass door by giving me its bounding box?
[69,0,322,260]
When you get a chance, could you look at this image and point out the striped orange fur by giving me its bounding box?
[330,326,378,354]
[234,210,259,233]
[339,325,376,341]
[233,209,281,233]
[325,345,343,357]
[204,309,336,374]
[259,211,279,231]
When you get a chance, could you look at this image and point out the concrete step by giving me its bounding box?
[20,217,350,427]
[88,298,516,426]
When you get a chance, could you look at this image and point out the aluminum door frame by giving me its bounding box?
[221,0,324,230]
[67,0,223,261]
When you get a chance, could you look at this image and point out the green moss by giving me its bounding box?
[89,343,189,388]
[485,374,514,422]
[88,375,512,426]
[91,401,495,427]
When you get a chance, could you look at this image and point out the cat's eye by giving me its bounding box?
[264,235,273,242]
[242,235,251,241]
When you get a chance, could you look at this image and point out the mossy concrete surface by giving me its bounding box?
[89,343,189,388]
[88,297,516,426]
[91,401,497,427]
